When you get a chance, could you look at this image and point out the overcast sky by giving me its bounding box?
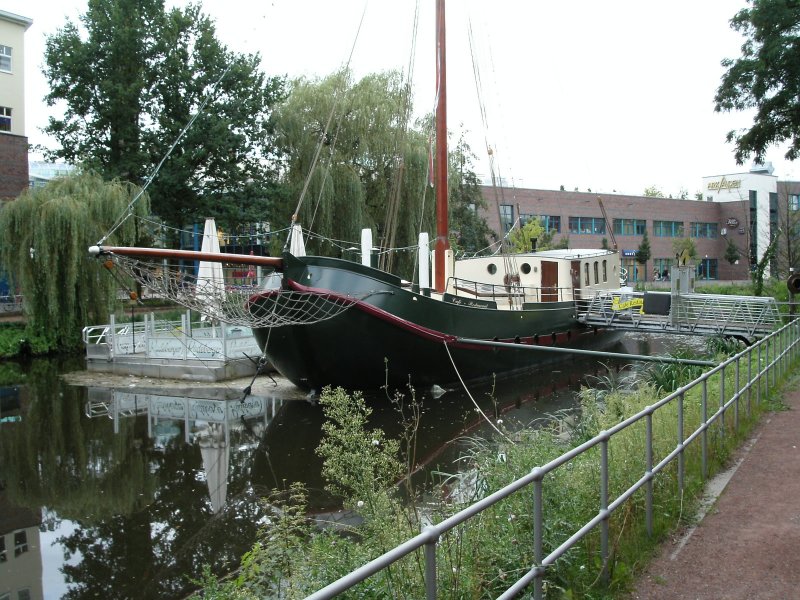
[5,0,798,197]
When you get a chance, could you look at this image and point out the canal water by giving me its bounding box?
[0,332,705,599]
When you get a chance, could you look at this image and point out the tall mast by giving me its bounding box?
[434,0,449,293]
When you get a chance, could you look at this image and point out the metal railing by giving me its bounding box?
[579,290,781,339]
[447,276,574,308]
[307,318,799,599]
[82,311,260,361]
[0,294,23,314]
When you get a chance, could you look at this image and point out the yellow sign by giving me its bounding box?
[707,177,741,191]
[611,297,644,313]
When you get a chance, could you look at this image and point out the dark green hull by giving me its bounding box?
[251,254,605,391]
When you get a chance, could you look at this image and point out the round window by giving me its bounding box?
[521,263,531,275]
[487,263,497,275]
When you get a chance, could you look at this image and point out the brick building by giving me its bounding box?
[480,164,800,283]
[0,9,32,200]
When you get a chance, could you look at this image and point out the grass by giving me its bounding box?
[195,329,797,599]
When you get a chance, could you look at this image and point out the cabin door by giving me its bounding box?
[571,260,582,301]
[541,260,558,302]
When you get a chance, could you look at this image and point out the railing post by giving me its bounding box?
[600,435,609,585]
[701,379,708,481]
[766,337,771,397]
[109,314,116,357]
[757,342,763,405]
[678,392,684,493]
[734,356,740,433]
[533,470,544,600]
[746,345,752,417]
[424,527,437,599]
[646,412,654,535]
[719,365,726,438]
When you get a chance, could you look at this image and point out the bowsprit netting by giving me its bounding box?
[105,254,363,328]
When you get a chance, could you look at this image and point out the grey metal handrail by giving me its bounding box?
[306,318,799,599]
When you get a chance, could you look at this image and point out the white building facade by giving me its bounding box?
[701,164,778,276]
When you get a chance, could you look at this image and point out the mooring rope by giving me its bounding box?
[442,340,514,444]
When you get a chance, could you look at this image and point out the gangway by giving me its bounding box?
[578,290,782,341]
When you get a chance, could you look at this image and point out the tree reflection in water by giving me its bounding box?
[0,357,280,599]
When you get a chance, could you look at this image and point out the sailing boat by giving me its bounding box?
[91,0,621,392]
[242,0,620,391]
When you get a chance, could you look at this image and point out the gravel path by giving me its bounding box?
[629,380,800,599]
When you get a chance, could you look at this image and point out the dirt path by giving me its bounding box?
[629,380,800,599]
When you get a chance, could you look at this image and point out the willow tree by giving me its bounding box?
[0,172,149,351]
[273,69,432,278]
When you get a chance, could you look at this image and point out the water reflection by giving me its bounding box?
[85,388,283,514]
[0,332,705,599]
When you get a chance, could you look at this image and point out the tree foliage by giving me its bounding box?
[43,0,286,231]
[273,69,435,277]
[725,236,742,265]
[449,134,493,254]
[672,237,698,265]
[0,172,149,350]
[636,229,652,279]
[643,186,664,198]
[715,0,800,164]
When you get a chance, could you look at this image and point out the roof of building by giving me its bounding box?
[0,9,33,29]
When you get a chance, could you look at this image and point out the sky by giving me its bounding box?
[4,0,798,198]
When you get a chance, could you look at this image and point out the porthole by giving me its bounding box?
[487,263,497,275]
[520,263,532,275]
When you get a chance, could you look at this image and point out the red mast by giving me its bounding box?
[434,0,449,293]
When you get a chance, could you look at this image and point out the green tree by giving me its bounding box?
[672,237,698,265]
[43,0,286,231]
[450,134,493,255]
[0,172,149,351]
[273,69,431,277]
[508,219,546,253]
[752,234,779,295]
[643,186,664,198]
[636,229,652,280]
[725,236,742,265]
[715,0,800,164]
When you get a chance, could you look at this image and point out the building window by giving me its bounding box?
[593,261,599,284]
[584,262,589,286]
[0,45,11,73]
[789,194,800,211]
[14,530,28,557]
[0,536,6,562]
[602,260,607,282]
[654,258,671,280]
[499,204,514,233]
[0,107,11,132]
[541,215,561,233]
[568,216,605,235]
[697,258,718,280]
[690,222,718,238]
[653,220,684,237]
[613,218,646,236]
[621,258,640,282]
